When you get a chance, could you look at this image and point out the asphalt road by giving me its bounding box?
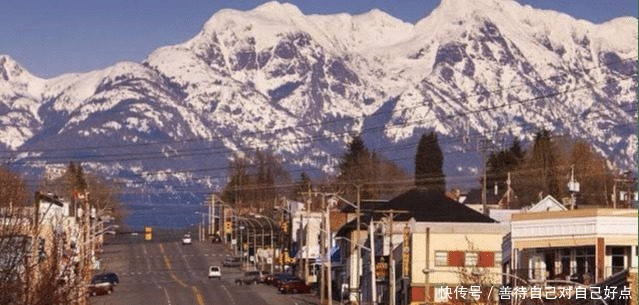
[89,233,321,305]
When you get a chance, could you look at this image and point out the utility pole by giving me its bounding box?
[79,191,90,305]
[355,185,361,304]
[326,194,333,305]
[613,181,617,209]
[424,227,430,305]
[375,209,409,305]
[210,194,215,237]
[481,137,488,215]
[369,219,377,305]
[320,194,325,305]
[389,211,395,305]
[477,132,505,215]
[304,187,311,283]
[568,165,580,210]
[506,172,512,208]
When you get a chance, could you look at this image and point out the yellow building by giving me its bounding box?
[410,222,509,304]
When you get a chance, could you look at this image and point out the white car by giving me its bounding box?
[182,234,192,245]
[208,266,222,279]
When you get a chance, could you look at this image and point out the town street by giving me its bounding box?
[90,233,320,305]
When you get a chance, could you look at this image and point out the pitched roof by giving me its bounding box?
[374,188,497,223]
[335,188,496,237]
[527,195,567,212]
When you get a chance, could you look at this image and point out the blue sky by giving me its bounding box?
[1,0,636,78]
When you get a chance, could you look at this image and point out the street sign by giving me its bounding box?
[402,225,410,277]
[231,239,237,245]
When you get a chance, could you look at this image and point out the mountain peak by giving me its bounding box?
[251,1,303,17]
[431,0,521,18]
[354,8,408,26]
[0,55,28,81]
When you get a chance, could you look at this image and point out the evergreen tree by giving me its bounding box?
[485,138,525,191]
[414,131,446,192]
[75,163,87,191]
[337,134,375,199]
[513,129,562,205]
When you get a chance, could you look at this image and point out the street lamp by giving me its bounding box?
[254,214,277,273]
[234,216,258,270]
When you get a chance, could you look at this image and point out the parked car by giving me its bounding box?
[91,272,119,286]
[262,273,280,285]
[257,271,271,283]
[87,282,114,297]
[208,266,222,279]
[279,278,312,294]
[182,234,192,245]
[222,257,241,267]
[234,271,266,285]
[272,273,298,288]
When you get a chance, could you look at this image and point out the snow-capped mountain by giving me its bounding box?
[0,0,636,204]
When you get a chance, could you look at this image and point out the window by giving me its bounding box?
[495,252,502,265]
[609,246,627,274]
[435,251,448,266]
[465,252,478,267]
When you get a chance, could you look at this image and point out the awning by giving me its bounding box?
[314,247,341,265]
[330,246,341,263]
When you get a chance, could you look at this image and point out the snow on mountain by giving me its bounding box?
[0,0,636,203]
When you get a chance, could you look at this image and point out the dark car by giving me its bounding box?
[223,257,242,267]
[279,279,312,294]
[273,273,298,288]
[234,271,266,285]
[87,282,114,297]
[91,272,119,286]
[211,235,222,243]
[263,273,280,285]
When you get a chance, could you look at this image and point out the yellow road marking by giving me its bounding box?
[159,243,204,305]
[192,286,205,305]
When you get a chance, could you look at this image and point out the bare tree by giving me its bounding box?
[0,203,86,305]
